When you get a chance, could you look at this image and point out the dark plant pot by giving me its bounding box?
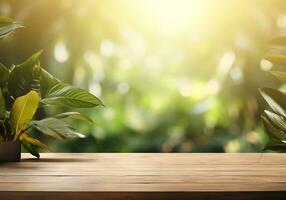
[0,140,21,162]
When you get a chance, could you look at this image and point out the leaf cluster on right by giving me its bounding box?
[260,36,286,152]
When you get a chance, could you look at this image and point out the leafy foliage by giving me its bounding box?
[20,138,40,158]
[0,63,9,87]
[29,117,85,139]
[10,90,40,138]
[0,16,22,38]
[52,112,94,124]
[40,69,60,98]
[259,88,286,118]
[270,71,286,83]
[41,83,103,108]
[8,51,42,98]
[0,16,103,158]
[260,36,286,151]
[20,133,48,149]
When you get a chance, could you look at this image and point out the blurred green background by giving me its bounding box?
[0,0,285,152]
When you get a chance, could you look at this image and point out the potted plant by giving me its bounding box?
[0,16,103,161]
[259,36,286,152]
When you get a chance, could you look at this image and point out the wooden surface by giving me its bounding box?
[0,153,286,200]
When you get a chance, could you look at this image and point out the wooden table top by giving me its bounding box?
[0,153,286,199]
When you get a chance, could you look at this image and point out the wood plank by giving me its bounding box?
[1,192,286,200]
[0,153,286,199]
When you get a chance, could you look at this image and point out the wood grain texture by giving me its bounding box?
[0,153,286,200]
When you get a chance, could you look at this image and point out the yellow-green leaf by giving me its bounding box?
[265,53,286,67]
[20,133,48,149]
[269,36,286,47]
[10,90,40,138]
[270,71,286,83]
[0,16,15,27]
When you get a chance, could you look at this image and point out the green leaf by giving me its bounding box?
[259,88,286,118]
[270,71,286,83]
[31,65,41,93]
[0,16,22,38]
[21,139,40,158]
[264,53,286,67]
[41,83,104,108]
[53,112,94,124]
[40,68,60,98]
[8,50,42,98]
[264,110,286,132]
[0,24,22,38]
[0,63,9,87]
[10,90,40,138]
[262,115,286,142]
[0,89,5,118]
[29,117,85,139]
